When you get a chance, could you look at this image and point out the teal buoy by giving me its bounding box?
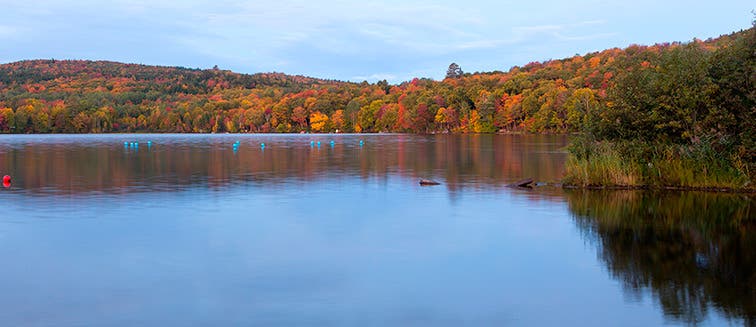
[317,141,321,147]
[124,142,128,146]
[359,140,364,146]
[260,143,265,149]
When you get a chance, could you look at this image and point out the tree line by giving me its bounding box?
[0,25,752,164]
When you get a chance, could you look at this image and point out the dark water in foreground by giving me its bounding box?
[0,134,753,326]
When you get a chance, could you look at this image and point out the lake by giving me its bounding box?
[0,134,753,326]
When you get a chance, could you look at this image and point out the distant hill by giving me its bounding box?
[0,26,752,136]
[0,59,344,95]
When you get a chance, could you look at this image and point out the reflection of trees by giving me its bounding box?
[567,190,756,325]
[0,135,568,195]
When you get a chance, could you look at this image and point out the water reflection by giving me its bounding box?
[567,190,756,325]
[0,134,568,196]
[2,134,754,325]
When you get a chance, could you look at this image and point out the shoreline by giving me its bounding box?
[530,181,756,194]
[559,184,755,194]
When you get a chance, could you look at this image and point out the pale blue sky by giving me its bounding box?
[0,0,753,83]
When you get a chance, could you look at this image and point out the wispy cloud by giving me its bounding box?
[2,0,749,81]
[0,25,18,38]
[511,20,613,42]
[553,32,618,41]
[352,73,398,82]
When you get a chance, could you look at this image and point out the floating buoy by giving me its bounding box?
[2,175,10,188]
[260,143,265,148]
[359,140,364,146]
[317,141,321,147]
[124,142,128,146]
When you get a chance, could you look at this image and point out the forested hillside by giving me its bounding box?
[0,26,752,143]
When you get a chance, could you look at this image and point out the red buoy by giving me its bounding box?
[2,175,9,188]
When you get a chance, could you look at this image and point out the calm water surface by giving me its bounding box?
[0,134,753,326]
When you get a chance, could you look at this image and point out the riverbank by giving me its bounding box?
[561,138,754,193]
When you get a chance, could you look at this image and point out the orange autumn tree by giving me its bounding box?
[309,111,329,132]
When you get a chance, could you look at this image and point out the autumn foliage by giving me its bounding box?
[0,27,752,141]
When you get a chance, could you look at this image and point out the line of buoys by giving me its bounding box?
[2,175,10,188]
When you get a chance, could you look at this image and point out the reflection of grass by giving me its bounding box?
[567,190,754,232]
[563,138,753,191]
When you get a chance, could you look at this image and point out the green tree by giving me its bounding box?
[358,100,383,132]
[446,63,463,79]
[565,88,599,132]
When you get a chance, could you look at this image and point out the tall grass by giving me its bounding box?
[563,137,752,190]
[563,139,640,187]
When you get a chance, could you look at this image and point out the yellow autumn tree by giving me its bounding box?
[309,111,329,132]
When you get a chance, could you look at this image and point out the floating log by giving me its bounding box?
[507,178,534,188]
[419,179,441,186]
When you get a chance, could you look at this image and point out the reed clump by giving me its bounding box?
[563,136,752,191]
